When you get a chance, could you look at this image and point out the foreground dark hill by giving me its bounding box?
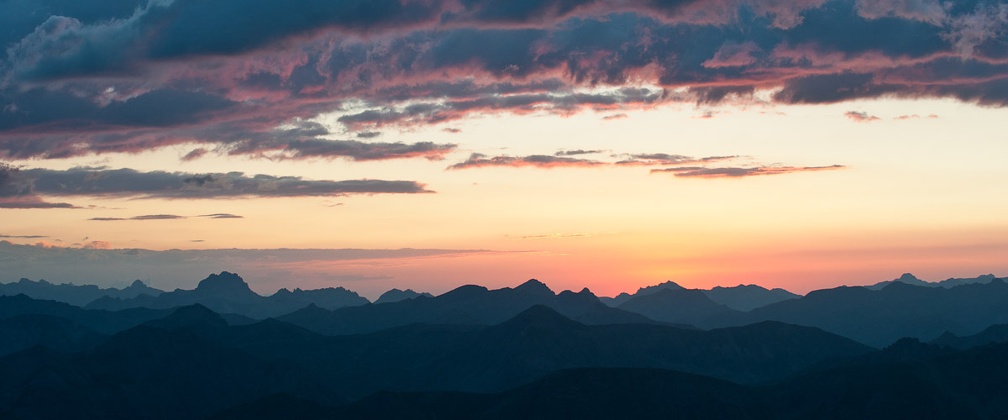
[221,340,1008,420]
[0,278,163,307]
[930,323,1008,350]
[0,314,106,356]
[0,294,173,334]
[722,279,1008,347]
[0,322,338,419]
[187,305,870,394]
[87,271,369,318]
[278,280,661,335]
[0,304,872,418]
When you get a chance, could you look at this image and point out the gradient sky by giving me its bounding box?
[1,0,1007,299]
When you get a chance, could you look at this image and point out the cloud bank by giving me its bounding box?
[0,0,1004,160]
[0,165,430,205]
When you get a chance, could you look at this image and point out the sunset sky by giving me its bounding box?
[1,0,1006,299]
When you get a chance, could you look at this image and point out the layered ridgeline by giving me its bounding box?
[3,271,1008,347]
[4,299,1008,419]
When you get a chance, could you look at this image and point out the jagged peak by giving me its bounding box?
[194,271,255,296]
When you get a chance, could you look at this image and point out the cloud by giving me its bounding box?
[90,214,186,221]
[447,153,607,169]
[845,111,882,122]
[0,166,430,201]
[81,240,113,250]
[182,148,209,161]
[0,196,79,209]
[616,154,737,166]
[520,232,594,240]
[653,165,846,178]
[2,0,1007,162]
[894,113,940,120]
[0,234,47,239]
[555,149,603,156]
[199,213,244,219]
[0,240,493,293]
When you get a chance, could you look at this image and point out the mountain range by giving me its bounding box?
[6,271,1008,348]
[85,271,370,318]
[4,294,1008,419]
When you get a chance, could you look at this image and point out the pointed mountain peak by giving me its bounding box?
[149,303,227,329]
[514,279,554,297]
[498,304,581,329]
[194,271,256,297]
[635,280,684,296]
[897,273,920,282]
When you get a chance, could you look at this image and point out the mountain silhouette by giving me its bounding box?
[0,277,163,307]
[86,271,369,318]
[278,279,659,336]
[930,323,1008,350]
[617,288,739,325]
[600,280,683,306]
[0,321,340,419]
[724,279,1008,347]
[374,288,433,304]
[328,368,772,420]
[275,306,869,398]
[0,294,173,334]
[0,314,106,356]
[8,295,1006,419]
[237,341,1008,420]
[602,281,798,312]
[703,284,800,311]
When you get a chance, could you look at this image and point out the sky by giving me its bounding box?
[1,0,1007,299]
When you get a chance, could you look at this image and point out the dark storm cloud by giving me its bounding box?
[0,166,430,201]
[2,0,1007,160]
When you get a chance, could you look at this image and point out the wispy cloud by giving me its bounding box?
[845,111,881,122]
[615,154,737,166]
[447,153,607,170]
[89,214,186,221]
[0,166,431,202]
[555,149,604,157]
[198,213,244,219]
[653,165,846,178]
